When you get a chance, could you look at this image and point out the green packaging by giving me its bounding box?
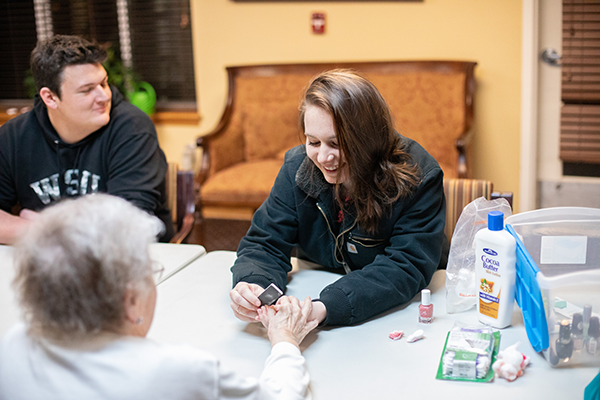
[436,324,501,383]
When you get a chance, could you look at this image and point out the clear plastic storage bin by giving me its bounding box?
[505,207,600,368]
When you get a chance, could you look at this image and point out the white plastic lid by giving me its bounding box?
[421,289,431,306]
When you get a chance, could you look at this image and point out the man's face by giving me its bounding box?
[50,63,112,143]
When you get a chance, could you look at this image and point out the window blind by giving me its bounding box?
[0,0,195,110]
[560,0,600,165]
[128,0,196,106]
[561,104,600,163]
[0,2,38,100]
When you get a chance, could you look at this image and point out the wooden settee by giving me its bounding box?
[197,61,478,221]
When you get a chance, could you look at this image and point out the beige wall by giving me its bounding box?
[157,0,523,208]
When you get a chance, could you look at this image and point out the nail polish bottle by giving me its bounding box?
[556,319,574,363]
[548,346,560,367]
[419,288,433,324]
[587,317,600,356]
[583,304,592,337]
[572,313,584,351]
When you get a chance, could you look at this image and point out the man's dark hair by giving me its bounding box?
[30,35,107,98]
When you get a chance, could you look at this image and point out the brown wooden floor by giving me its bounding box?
[184,217,252,252]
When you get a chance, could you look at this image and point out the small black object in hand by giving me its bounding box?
[258,283,284,306]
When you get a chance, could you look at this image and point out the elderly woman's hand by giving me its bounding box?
[257,296,319,348]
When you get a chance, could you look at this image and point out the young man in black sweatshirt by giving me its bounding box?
[0,35,174,243]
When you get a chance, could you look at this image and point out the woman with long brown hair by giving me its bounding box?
[230,69,447,327]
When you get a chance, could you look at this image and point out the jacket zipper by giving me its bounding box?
[348,233,386,248]
[316,202,357,274]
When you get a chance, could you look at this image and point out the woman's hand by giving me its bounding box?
[229,282,264,322]
[308,300,327,325]
[257,296,319,348]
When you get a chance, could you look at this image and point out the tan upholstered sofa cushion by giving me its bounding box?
[242,101,302,162]
[201,159,284,208]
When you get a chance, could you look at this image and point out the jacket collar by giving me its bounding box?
[295,156,331,199]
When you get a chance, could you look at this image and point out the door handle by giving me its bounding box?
[541,48,562,67]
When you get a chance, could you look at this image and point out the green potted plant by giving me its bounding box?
[103,44,156,116]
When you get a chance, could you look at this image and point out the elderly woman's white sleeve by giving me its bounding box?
[217,342,311,400]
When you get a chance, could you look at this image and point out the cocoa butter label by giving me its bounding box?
[481,251,501,278]
[479,282,501,319]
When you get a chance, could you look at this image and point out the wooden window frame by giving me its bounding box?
[0,0,198,123]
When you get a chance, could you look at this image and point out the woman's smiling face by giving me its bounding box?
[304,105,349,186]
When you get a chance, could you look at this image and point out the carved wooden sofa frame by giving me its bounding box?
[197,61,478,220]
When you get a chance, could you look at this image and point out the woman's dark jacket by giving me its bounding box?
[232,137,448,326]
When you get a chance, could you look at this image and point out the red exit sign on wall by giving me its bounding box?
[311,13,325,34]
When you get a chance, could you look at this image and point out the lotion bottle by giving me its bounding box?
[475,211,517,329]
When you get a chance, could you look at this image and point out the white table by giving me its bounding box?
[0,245,19,338]
[148,251,598,399]
[0,243,205,337]
[149,243,206,285]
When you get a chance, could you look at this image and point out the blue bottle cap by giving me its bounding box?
[488,211,504,231]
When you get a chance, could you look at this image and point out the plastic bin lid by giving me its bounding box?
[505,206,600,226]
[506,224,549,352]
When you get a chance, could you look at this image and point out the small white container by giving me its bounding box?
[475,211,517,329]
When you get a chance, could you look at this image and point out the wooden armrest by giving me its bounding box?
[196,136,211,186]
[455,61,477,179]
[455,127,474,179]
[170,213,195,244]
[169,170,196,244]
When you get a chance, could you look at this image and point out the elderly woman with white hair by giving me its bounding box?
[0,194,317,400]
